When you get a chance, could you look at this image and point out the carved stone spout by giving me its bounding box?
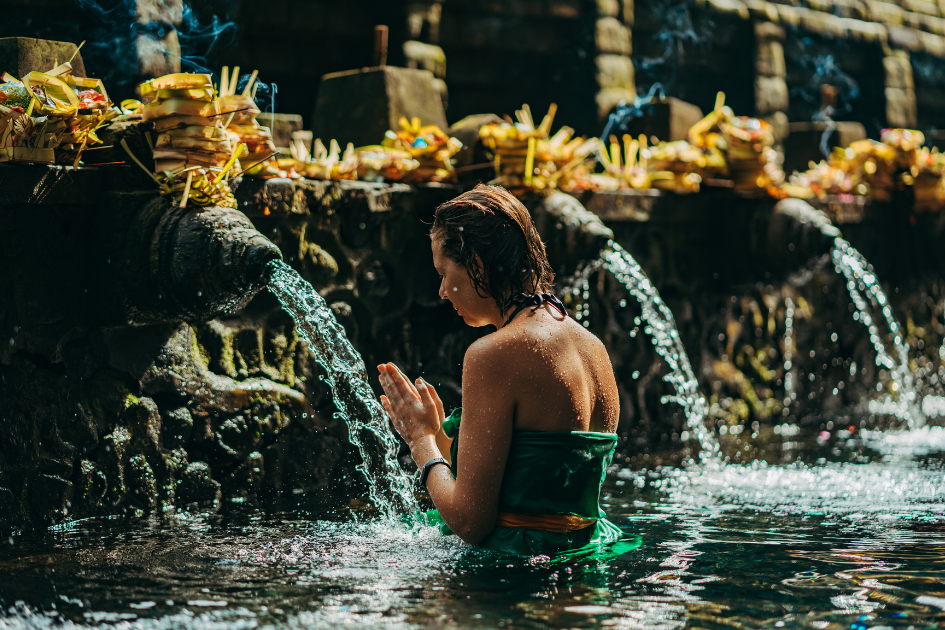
[125,198,283,323]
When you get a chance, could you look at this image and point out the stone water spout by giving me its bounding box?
[765,198,841,276]
[526,191,614,278]
[769,198,924,427]
[123,197,283,324]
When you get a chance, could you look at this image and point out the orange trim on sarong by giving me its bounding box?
[496,512,597,533]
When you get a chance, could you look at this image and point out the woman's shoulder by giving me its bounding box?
[466,310,607,365]
[463,326,523,365]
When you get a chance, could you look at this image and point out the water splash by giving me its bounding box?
[832,238,921,426]
[266,260,418,520]
[570,241,720,463]
[777,201,924,427]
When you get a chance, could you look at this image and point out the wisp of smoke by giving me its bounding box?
[635,1,712,92]
[70,0,239,97]
[600,83,666,140]
[789,45,860,157]
[176,3,239,73]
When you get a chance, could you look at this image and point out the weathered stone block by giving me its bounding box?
[135,31,181,79]
[595,54,635,90]
[312,66,447,148]
[755,75,788,114]
[756,39,786,77]
[903,0,939,16]
[621,96,705,142]
[135,0,184,25]
[267,113,304,151]
[884,53,915,90]
[888,24,921,50]
[407,1,444,42]
[123,396,162,451]
[885,86,918,127]
[596,17,632,55]
[754,21,786,40]
[403,40,447,77]
[623,0,635,24]
[597,0,621,16]
[0,37,86,78]
[548,0,582,18]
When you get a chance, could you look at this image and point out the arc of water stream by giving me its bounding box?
[777,200,924,428]
[267,260,419,520]
[571,240,721,463]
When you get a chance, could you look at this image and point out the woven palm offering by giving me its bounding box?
[480,104,599,191]
[130,72,244,208]
[0,60,117,166]
[217,67,279,178]
[380,117,461,182]
[780,128,945,209]
[281,136,359,180]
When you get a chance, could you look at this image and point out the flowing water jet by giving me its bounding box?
[774,199,924,428]
[782,295,796,409]
[266,260,418,520]
[570,240,721,463]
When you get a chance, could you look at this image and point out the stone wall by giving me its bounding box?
[0,164,468,531]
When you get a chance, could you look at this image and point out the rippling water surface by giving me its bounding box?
[1,428,944,630]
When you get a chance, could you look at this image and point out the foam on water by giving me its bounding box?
[628,458,945,519]
[266,260,418,520]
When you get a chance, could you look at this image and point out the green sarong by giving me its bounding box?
[424,408,641,557]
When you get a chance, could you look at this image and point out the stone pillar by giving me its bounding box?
[403,1,448,109]
[595,0,636,123]
[754,22,789,144]
[135,0,184,79]
[884,50,918,128]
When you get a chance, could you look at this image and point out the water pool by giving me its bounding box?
[1,428,943,629]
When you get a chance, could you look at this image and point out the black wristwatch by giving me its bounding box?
[419,457,449,488]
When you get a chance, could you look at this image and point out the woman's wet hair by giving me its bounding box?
[431,184,554,312]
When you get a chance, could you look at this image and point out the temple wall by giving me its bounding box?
[3,162,944,529]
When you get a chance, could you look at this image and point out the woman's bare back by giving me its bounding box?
[482,303,619,434]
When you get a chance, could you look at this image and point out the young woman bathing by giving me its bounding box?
[378,184,628,555]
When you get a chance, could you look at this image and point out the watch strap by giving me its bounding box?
[419,457,449,488]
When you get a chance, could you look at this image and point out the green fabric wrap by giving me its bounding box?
[427,408,640,557]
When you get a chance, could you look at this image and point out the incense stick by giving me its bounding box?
[227,151,277,179]
[68,41,86,64]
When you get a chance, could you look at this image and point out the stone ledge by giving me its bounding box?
[0,164,154,206]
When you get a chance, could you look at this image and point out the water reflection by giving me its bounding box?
[1,427,944,629]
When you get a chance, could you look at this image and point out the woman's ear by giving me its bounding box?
[467,254,492,300]
[470,254,486,280]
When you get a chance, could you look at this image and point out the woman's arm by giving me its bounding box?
[379,339,514,544]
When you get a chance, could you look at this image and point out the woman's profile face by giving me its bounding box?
[432,236,498,327]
